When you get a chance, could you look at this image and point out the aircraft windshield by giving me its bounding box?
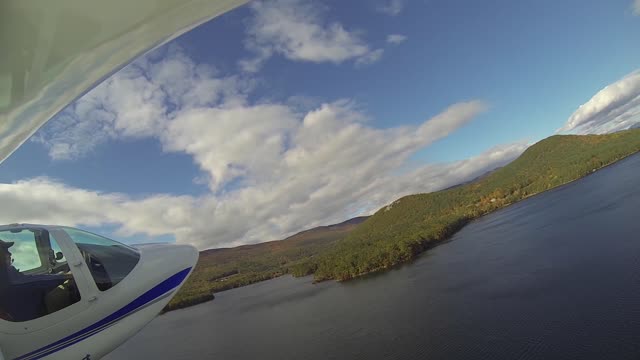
[63,227,140,292]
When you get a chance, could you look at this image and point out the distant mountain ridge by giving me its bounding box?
[200,215,369,254]
[167,215,368,311]
[290,216,369,237]
[443,167,503,191]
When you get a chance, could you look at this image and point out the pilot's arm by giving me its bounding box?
[4,267,72,322]
[6,266,69,290]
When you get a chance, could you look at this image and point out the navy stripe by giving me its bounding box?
[22,290,176,360]
[15,268,191,360]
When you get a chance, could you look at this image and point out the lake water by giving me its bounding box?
[107,153,640,360]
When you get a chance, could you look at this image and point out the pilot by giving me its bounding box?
[0,239,13,320]
[0,239,71,322]
[1,239,24,283]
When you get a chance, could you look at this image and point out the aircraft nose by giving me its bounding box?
[160,244,199,279]
[134,243,199,287]
[172,244,199,272]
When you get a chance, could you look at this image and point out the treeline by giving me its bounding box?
[312,130,640,281]
[209,270,239,281]
[164,293,214,312]
[165,218,366,311]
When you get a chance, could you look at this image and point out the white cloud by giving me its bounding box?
[240,0,382,72]
[359,142,529,208]
[33,46,248,160]
[0,177,200,242]
[15,48,511,250]
[355,48,385,66]
[376,0,405,16]
[386,34,408,45]
[558,70,640,134]
[163,104,299,191]
[634,0,640,15]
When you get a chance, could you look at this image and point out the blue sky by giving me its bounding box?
[0,0,639,248]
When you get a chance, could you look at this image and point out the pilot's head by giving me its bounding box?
[0,239,14,266]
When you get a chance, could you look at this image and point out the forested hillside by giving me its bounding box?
[165,217,367,311]
[313,129,640,280]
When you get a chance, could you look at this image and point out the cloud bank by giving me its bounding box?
[559,70,640,134]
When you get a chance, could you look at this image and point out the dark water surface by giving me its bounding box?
[107,153,640,360]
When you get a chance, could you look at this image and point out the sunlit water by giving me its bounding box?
[107,153,640,360]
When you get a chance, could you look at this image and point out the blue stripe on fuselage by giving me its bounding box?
[15,267,191,360]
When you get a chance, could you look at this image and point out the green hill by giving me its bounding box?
[165,216,368,311]
[312,129,640,281]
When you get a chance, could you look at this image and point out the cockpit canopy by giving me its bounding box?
[61,227,140,292]
[0,225,140,322]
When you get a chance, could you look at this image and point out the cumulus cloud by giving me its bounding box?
[33,46,248,160]
[376,0,405,16]
[239,0,383,72]
[386,34,408,45]
[353,142,529,210]
[355,48,385,66]
[0,177,200,242]
[634,0,640,15]
[16,47,514,250]
[558,70,640,134]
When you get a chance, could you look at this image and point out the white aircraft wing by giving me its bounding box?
[0,0,247,164]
